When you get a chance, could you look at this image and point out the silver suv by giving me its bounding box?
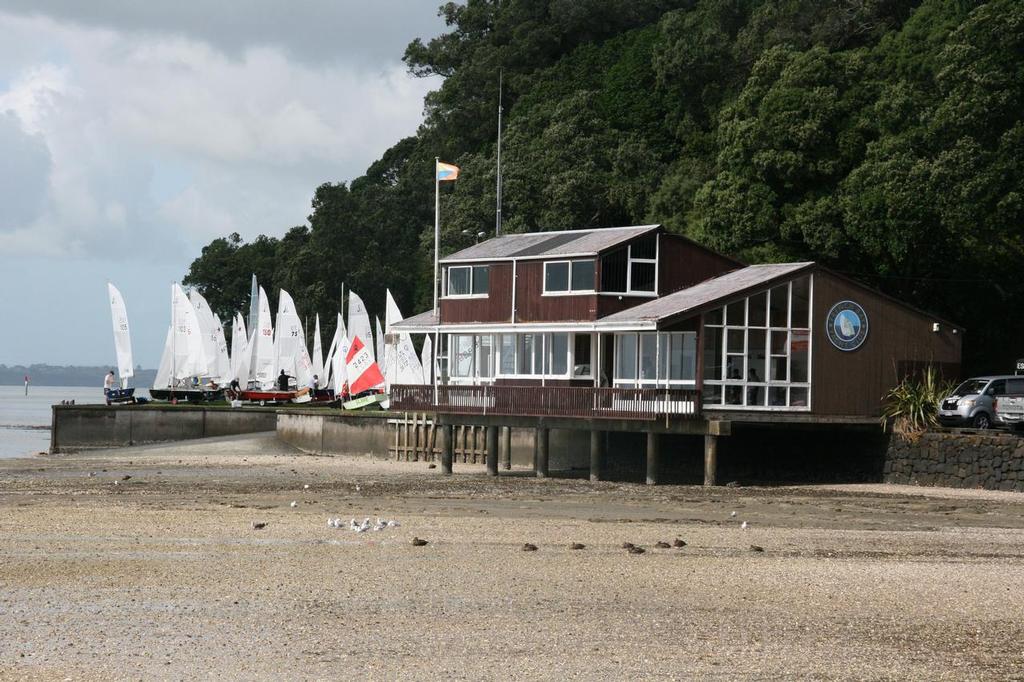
[937,376,1019,429]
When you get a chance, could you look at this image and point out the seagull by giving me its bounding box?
[730,511,737,518]
[411,537,428,546]
[655,541,671,549]
[251,522,267,530]
[740,521,749,530]
[570,543,585,550]
[673,538,687,548]
[372,519,387,532]
[355,484,361,492]
[386,520,400,528]
[627,546,646,555]
[522,543,538,552]
[349,518,359,531]
[621,542,635,550]
[303,484,310,490]
[290,501,298,508]
[750,544,764,553]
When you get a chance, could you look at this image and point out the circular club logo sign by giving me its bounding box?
[826,301,868,351]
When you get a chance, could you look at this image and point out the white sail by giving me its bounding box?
[153,326,173,389]
[383,289,425,387]
[188,289,220,379]
[172,283,206,380]
[250,286,275,388]
[347,291,374,361]
[234,323,255,388]
[332,333,352,396]
[420,335,433,385]
[212,314,231,382]
[312,314,324,382]
[230,313,247,380]
[107,282,134,386]
[375,316,385,372]
[247,274,259,342]
[273,290,302,385]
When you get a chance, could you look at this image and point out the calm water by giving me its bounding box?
[0,386,104,458]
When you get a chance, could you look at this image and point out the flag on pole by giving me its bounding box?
[436,161,460,181]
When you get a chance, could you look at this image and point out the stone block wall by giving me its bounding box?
[884,431,1024,492]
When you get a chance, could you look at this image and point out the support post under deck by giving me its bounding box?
[704,433,718,486]
[486,425,499,476]
[441,424,454,475]
[501,426,512,470]
[646,431,660,486]
[535,427,549,478]
[590,430,604,482]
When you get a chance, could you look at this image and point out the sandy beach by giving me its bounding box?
[2,433,1024,680]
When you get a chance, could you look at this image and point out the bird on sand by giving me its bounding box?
[750,544,764,553]
[654,541,671,549]
[740,521,749,530]
[627,546,646,555]
[251,522,267,530]
[570,543,585,550]
[411,537,428,546]
[730,511,737,517]
[290,501,298,508]
[621,542,635,550]
[522,543,538,551]
[673,538,687,548]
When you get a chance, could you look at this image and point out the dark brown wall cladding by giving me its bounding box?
[811,270,962,417]
[514,260,597,321]
[439,262,513,323]
[658,234,740,295]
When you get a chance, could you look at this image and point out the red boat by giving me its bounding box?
[234,387,312,406]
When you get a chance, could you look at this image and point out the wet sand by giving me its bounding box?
[2,433,1024,680]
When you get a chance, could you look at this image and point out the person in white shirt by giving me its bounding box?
[104,370,116,396]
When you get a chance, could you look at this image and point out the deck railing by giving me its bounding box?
[389,384,701,421]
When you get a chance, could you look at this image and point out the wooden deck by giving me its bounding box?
[390,384,701,421]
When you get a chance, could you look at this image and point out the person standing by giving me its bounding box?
[104,370,116,396]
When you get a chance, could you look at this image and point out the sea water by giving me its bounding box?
[0,386,103,458]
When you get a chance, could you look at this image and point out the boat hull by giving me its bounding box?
[149,388,225,404]
[104,387,136,405]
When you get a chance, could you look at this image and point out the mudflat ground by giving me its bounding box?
[2,433,1024,680]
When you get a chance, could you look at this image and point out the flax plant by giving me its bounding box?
[881,366,952,441]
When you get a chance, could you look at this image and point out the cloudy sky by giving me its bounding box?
[0,1,444,369]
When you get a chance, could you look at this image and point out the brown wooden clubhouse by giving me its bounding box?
[390,224,961,483]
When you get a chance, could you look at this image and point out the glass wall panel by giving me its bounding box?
[769,387,787,406]
[791,330,809,382]
[704,327,722,380]
[452,335,474,377]
[517,334,535,374]
[639,334,657,381]
[726,301,744,326]
[550,333,568,375]
[790,387,809,406]
[791,276,810,328]
[748,292,767,327]
[630,263,656,292]
[703,383,722,406]
[746,329,766,383]
[705,308,723,326]
[499,335,515,375]
[616,334,637,380]
[727,328,744,354]
[769,284,789,327]
[448,267,470,296]
[478,335,493,378]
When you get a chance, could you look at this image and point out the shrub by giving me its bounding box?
[881,366,952,441]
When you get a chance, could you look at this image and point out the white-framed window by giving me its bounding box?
[447,334,495,383]
[702,275,812,410]
[613,332,697,387]
[600,234,658,295]
[543,260,596,294]
[478,332,593,380]
[445,265,489,298]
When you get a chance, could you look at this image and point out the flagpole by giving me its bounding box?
[496,69,503,237]
[433,156,440,314]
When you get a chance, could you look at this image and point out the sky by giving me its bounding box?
[0,1,444,368]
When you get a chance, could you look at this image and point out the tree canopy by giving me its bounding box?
[185,0,1024,372]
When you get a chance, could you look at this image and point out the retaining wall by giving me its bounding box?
[277,411,590,468]
[884,431,1024,492]
[50,405,278,453]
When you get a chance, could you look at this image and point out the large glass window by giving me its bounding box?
[452,335,475,378]
[544,260,595,294]
[614,332,697,387]
[550,334,568,375]
[702,275,812,410]
[499,334,515,375]
[446,265,489,297]
[573,334,592,378]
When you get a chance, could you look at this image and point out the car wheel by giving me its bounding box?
[972,412,991,429]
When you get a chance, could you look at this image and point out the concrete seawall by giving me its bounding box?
[51,405,278,453]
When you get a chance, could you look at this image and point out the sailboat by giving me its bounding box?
[237,289,316,405]
[149,284,225,403]
[106,283,137,405]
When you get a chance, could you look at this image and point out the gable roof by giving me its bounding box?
[596,262,814,327]
[440,225,659,264]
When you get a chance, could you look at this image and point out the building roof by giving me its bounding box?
[440,225,659,264]
[596,262,815,327]
[390,309,439,332]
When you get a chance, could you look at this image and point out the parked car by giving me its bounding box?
[993,377,1024,430]
[937,375,1021,429]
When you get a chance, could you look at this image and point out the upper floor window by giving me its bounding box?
[600,234,658,295]
[544,260,595,294]
[446,265,489,297]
